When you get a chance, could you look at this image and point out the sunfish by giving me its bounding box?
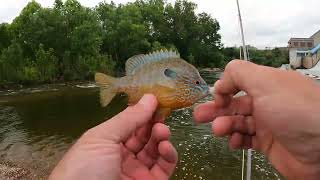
[95,49,210,118]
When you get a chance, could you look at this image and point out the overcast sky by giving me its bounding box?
[1,0,319,48]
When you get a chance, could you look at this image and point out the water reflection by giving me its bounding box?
[0,72,282,179]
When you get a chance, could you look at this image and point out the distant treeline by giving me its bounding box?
[0,0,288,85]
[223,46,289,67]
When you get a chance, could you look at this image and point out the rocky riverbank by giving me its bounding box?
[0,162,31,180]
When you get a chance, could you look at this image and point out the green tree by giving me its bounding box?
[23,61,39,82]
[0,42,24,82]
[35,44,58,82]
[1,0,234,85]
[10,1,42,59]
[54,0,63,9]
[97,1,150,69]
[0,23,11,52]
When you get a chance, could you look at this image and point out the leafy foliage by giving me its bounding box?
[223,47,289,67]
[35,44,58,82]
[0,0,288,85]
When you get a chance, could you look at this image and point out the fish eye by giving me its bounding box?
[164,68,177,79]
[195,81,200,85]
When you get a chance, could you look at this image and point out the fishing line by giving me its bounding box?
[239,46,245,180]
[235,0,252,180]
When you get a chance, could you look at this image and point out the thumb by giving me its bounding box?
[90,94,158,142]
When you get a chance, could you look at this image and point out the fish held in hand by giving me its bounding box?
[95,49,210,118]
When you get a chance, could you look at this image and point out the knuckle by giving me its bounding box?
[225,59,247,71]
[224,60,250,77]
[81,125,105,140]
[81,128,95,139]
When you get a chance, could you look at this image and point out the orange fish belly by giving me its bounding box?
[120,83,187,118]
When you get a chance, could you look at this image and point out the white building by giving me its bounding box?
[288,30,320,70]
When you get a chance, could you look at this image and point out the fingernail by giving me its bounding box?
[139,94,156,108]
[219,73,224,80]
[209,87,215,95]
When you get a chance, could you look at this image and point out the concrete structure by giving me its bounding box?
[288,30,320,69]
[288,38,314,49]
[288,38,314,68]
[302,44,320,69]
[297,55,320,80]
[311,30,320,45]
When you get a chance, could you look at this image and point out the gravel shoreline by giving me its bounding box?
[0,162,34,180]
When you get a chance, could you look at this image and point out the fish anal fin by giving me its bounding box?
[155,108,172,120]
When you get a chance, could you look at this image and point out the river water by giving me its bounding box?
[0,72,282,180]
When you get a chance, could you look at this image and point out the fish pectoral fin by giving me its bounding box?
[156,108,172,120]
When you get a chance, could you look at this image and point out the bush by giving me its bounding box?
[0,42,24,82]
[35,44,58,82]
[23,64,40,82]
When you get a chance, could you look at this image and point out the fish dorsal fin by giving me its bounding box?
[125,49,180,75]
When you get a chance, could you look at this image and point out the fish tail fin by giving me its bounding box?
[95,72,117,107]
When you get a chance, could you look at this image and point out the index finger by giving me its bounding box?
[194,95,252,123]
[214,60,263,107]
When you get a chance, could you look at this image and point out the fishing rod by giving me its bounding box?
[235,0,252,180]
[236,0,248,61]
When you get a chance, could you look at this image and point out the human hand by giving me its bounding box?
[49,94,178,180]
[194,60,320,180]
